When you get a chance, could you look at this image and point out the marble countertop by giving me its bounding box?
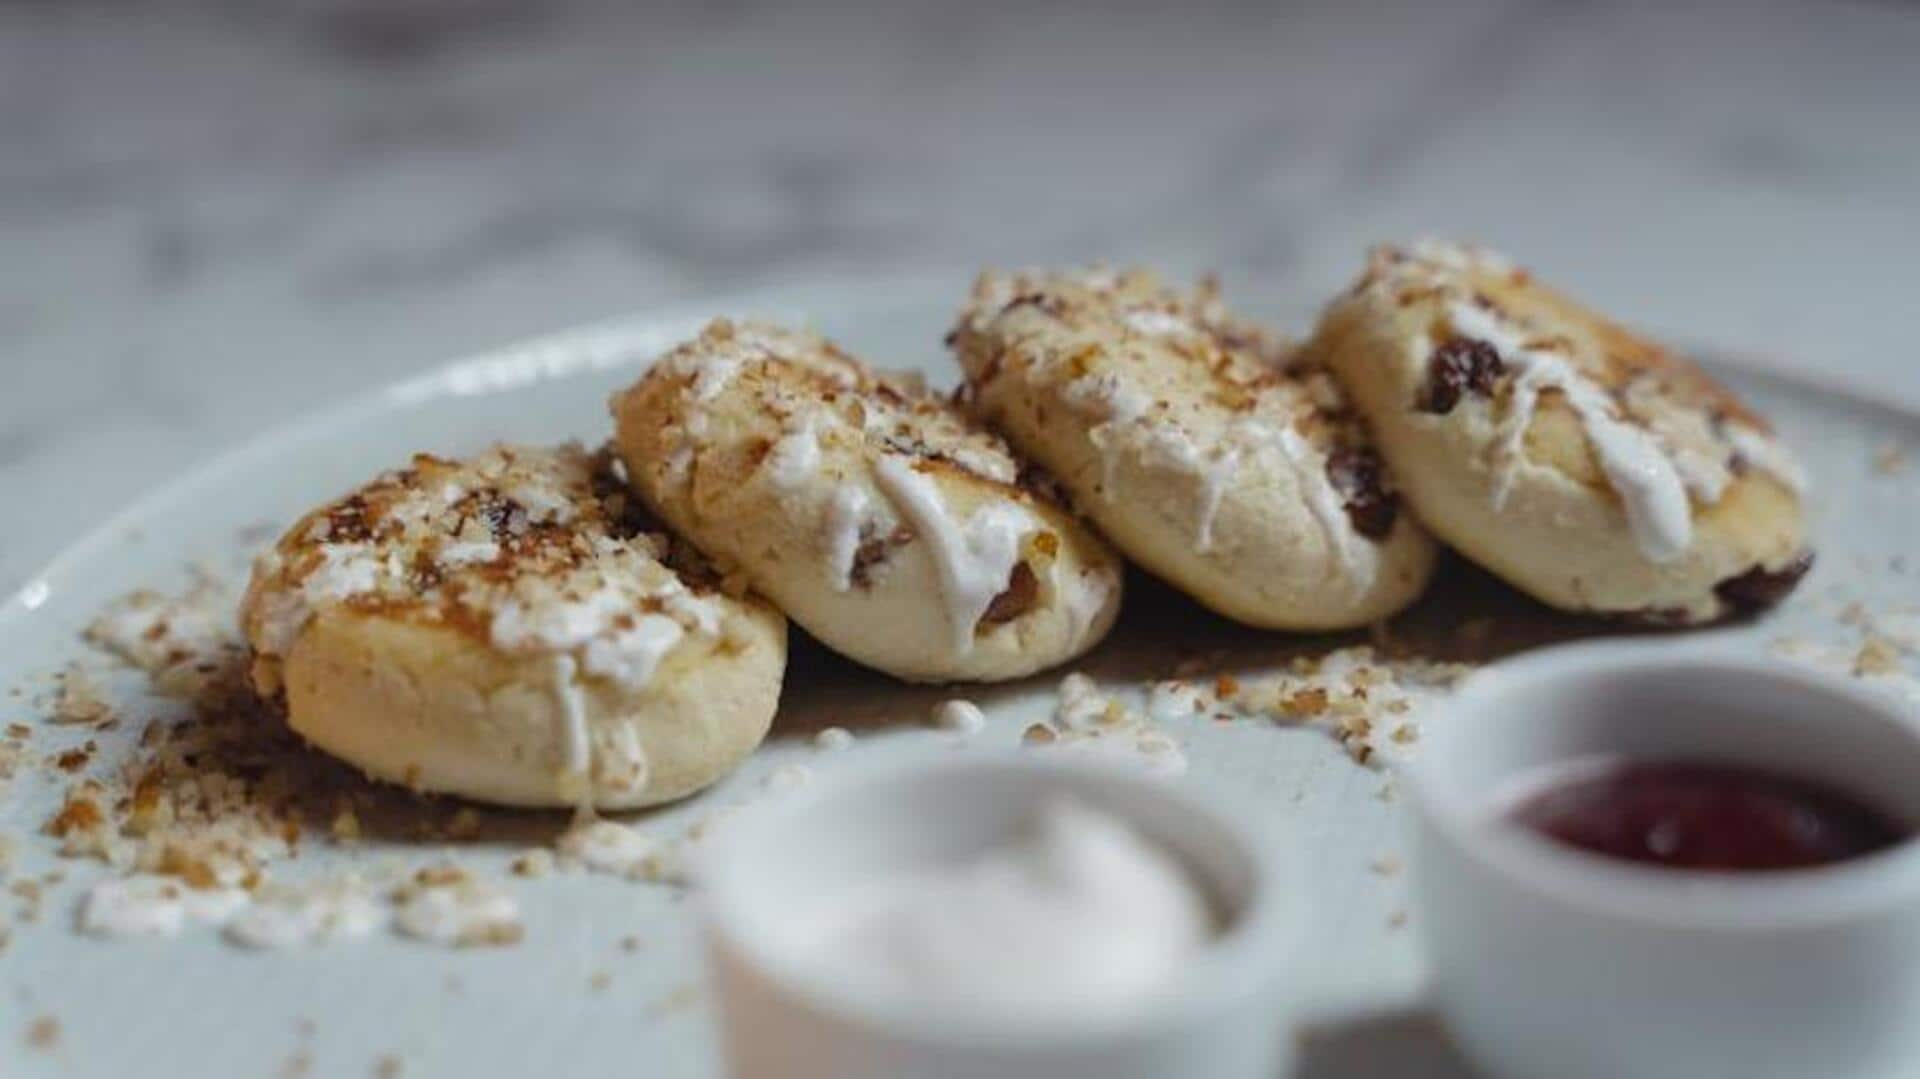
[4,0,1917,594]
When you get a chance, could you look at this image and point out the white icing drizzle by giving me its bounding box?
[549,653,594,788]
[872,456,1036,655]
[1191,440,1241,553]
[764,413,823,490]
[1062,371,1152,496]
[1169,420,1375,582]
[1056,363,1372,581]
[578,613,684,689]
[1725,423,1808,494]
[1668,445,1731,503]
[1268,423,1377,584]
[688,355,742,402]
[595,723,649,795]
[1622,379,1736,503]
[80,875,249,938]
[1450,302,1694,563]
[488,560,713,691]
[823,484,873,592]
[253,543,382,657]
[660,587,721,637]
[1061,566,1117,641]
[944,442,1022,487]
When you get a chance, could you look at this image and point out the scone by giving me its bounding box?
[609,319,1122,683]
[948,268,1437,631]
[241,443,785,810]
[1305,239,1811,623]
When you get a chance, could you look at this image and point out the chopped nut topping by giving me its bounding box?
[242,444,729,699]
[1276,688,1330,719]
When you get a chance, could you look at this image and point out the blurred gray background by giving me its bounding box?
[3,0,1917,593]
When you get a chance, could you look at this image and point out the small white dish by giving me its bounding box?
[1408,642,1920,1079]
[698,755,1301,1079]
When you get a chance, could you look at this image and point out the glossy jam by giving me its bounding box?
[1507,759,1909,872]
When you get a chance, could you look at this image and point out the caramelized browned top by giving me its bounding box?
[242,444,731,688]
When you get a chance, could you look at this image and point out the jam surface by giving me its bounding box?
[1508,759,1909,872]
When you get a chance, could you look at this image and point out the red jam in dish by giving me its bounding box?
[1507,759,1909,872]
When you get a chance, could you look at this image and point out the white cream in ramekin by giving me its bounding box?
[699,755,1301,1079]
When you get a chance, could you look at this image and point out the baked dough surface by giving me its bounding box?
[949,267,1436,631]
[611,320,1123,683]
[1305,240,1811,622]
[241,443,785,809]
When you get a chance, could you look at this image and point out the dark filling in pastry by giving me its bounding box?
[1714,551,1815,612]
[1421,336,1505,415]
[1325,446,1399,539]
[849,524,915,589]
[979,561,1039,627]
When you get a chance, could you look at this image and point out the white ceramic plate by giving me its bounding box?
[3,278,1915,1078]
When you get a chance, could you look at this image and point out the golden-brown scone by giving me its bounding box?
[1305,240,1812,623]
[241,444,785,810]
[609,319,1123,684]
[948,268,1437,631]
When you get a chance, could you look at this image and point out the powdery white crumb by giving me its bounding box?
[811,727,855,752]
[79,874,248,938]
[1023,673,1188,777]
[931,699,986,735]
[392,868,522,948]
[556,819,658,878]
[225,877,385,949]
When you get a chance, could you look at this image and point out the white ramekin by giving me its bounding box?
[698,754,1302,1079]
[1408,641,1920,1079]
